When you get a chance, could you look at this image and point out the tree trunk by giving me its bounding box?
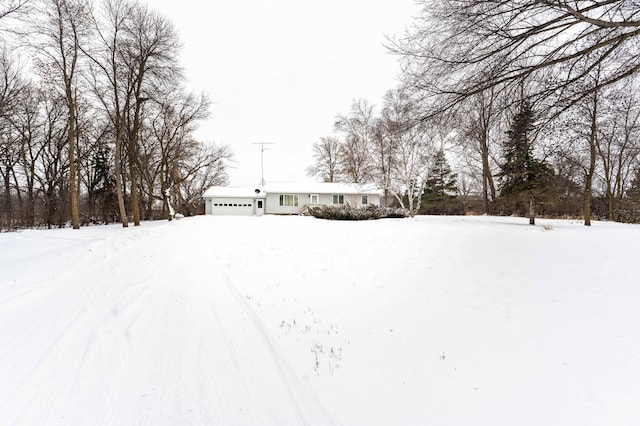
[114,134,128,227]
[481,171,489,214]
[584,96,598,227]
[130,166,140,225]
[529,191,535,225]
[128,94,145,226]
[584,164,594,226]
[127,117,141,226]
[67,93,80,229]
[25,163,36,227]
[606,182,613,220]
[2,169,11,228]
[480,135,495,214]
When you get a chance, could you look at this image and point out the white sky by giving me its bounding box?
[146,0,418,186]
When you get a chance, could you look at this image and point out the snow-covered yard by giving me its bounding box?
[1,215,639,425]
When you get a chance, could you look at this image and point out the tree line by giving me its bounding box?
[0,0,230,231]
[308,0,640,225]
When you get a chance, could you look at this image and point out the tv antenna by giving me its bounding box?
[253,142,275,186]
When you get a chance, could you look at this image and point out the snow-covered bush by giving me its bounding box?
[305,204,407,220]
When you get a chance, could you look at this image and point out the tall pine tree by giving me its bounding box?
[498,101,555,225]
[420,149,459,214]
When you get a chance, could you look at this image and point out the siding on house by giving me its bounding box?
[203,182,381,216]
[266,193,303,215]
[322,193,377,207]
[267,191,380,214]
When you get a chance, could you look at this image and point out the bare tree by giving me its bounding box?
[310,90,440,214]
[144,89,217,219]
[557,89,599,224]
[32,0,91,229]
[84,0,182,226]
[173,143,231,216]
[0,0,29,21]
[595,84,640,220]
[334,99,375,183]
[383,90,437,215]
[393,1,640,116]
[456,88,504,214]
[121,2,182,225]
[374,90,404,206]
[1,48,23,119]
[306,136,341,182]
[0,48,25,228]
[37,90,69,228]
[10,83,44,226]
[0,123,21,228]
[0,0,221,228]
[83,0,134,227]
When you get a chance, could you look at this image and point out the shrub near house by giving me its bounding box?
[306,204,408,220]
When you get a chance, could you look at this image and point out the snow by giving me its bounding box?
[203,182,381,199]
[202,186,266,199]
[1,215,639,425]
[261,182,381,195]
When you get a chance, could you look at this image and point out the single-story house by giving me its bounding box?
[204,182,381,216]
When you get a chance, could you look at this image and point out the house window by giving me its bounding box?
[362,195,368,205]
[279,194,299,207]
[332,194,344,204]
[310,194,319,204]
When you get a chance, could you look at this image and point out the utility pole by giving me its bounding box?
[253,142,275,186]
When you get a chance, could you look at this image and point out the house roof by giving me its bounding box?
[203,182,381,198]
[263,182,381,195]
[203,186,266,199]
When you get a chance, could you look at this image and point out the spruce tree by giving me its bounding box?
[498,101,555,225]
[421,149,459,214]
[92,144,116,223]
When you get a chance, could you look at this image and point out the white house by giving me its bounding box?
[204,182,381,216]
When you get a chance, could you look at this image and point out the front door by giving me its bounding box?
[256,199,264,216]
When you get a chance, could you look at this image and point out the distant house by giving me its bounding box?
[204,182,381,216]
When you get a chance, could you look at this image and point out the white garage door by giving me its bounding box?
[210,198,254,216]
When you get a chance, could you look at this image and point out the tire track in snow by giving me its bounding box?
[218,268,335,425]
[175,218,334,425]
[1,226,165,425]
[1,218,335,425]
[202,267,334,425]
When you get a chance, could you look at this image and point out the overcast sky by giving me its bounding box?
[147,0,418,187]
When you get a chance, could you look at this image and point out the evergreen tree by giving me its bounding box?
[498,101,555,225]
[420,149,460,214]
[90,144,117,223]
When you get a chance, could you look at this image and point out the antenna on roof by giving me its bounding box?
[253,142,275,187]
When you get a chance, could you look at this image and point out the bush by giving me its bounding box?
[305,204,408,220]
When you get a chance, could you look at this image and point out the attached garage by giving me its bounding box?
[203,187,266,216]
